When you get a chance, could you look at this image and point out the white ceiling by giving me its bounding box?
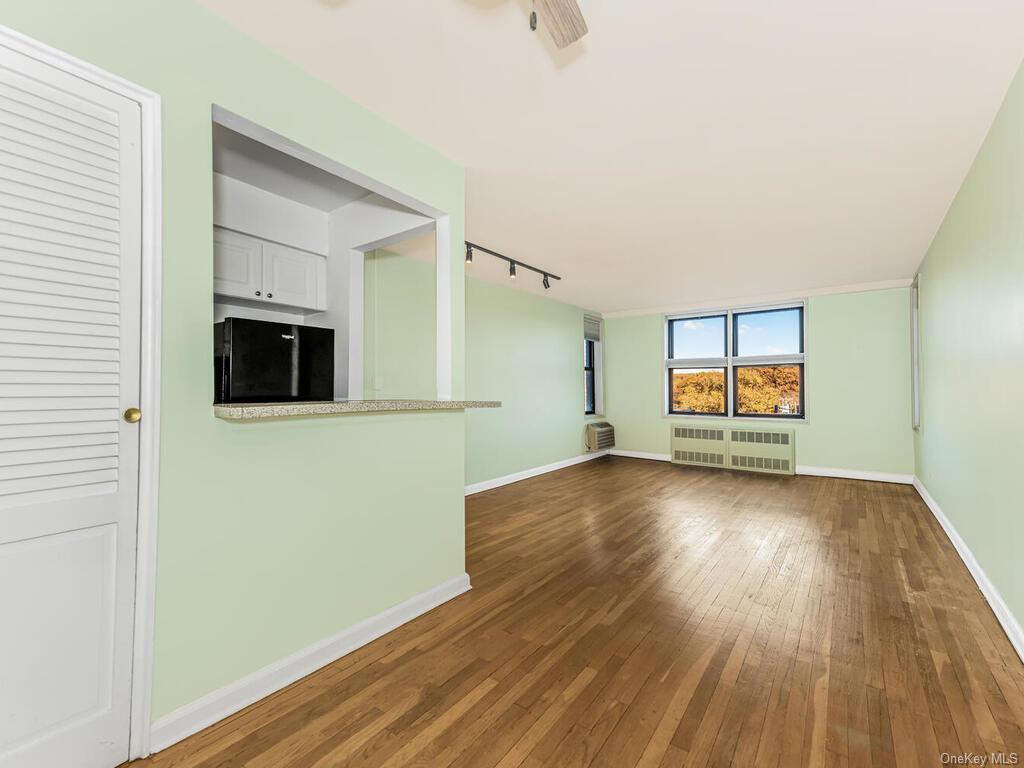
[199,0,1024,314]
[212,124,371,211]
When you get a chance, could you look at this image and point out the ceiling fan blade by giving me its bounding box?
[536,0,588,48]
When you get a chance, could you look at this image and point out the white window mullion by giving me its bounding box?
[734,354,805,366]
[727,310,735,417]
[666,357,728,369]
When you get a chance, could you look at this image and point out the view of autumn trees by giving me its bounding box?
[736,365,801,414]
[671,369,726,414]
[671,365,802,415]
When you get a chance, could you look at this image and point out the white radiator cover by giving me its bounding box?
[671,425,795,475]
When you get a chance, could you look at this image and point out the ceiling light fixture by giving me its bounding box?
[463,241,562,291]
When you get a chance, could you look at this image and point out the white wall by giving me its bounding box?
[212,302,306,326]
[213,173,328,254]
[320,194,434,398]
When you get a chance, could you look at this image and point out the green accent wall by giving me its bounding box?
[915,65,1024,629]
[0,1,466,720]
[604,288,915,475]
[361,249,596,487]
[465,279,594,486]
[363,250,436,400]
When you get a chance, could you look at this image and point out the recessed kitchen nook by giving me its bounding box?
[210,109,498,420]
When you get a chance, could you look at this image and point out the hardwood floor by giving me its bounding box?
[134,457,1024,767]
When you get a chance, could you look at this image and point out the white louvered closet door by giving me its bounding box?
[0,40,142,768]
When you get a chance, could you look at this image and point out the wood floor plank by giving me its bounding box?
[132,458,1024,768]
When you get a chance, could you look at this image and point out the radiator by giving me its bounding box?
[586,422,615,452]
[670,425,795,476]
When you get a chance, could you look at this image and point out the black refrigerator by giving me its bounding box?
[214,318,334,403]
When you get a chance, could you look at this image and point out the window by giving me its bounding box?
[667,304,805,418]
[584,315,603,415]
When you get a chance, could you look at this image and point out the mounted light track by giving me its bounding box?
[464,241,562,290]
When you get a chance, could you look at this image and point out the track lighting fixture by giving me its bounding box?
[463,241,561,290]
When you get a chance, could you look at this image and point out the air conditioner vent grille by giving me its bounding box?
[586,422,615,452]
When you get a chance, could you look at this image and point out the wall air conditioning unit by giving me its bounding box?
[671,425,726,468]
[586,422,615,452]
[729,428,795,476]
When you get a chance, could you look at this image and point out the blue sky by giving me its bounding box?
[735,308,801,356]
[671,315,726,358]
[671,308,801,358]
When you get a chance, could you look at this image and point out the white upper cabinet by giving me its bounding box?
[213,228,262,300]
[213,227,326,311]
[262,242,327,311]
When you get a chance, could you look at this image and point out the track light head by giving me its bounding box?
[543,273,551,289]
[509,262,517,279]
[465,244,473,264]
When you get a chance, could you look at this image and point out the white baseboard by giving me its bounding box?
[148,572,471,754]
[465,452,608,495]
[913,478,1024,664]
[606,453,912,485]
[609,450,671,462]
[796,465,914,484]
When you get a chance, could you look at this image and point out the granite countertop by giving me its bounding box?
[214,399,501,420]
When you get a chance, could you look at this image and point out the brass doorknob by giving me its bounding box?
[123,407,142,424]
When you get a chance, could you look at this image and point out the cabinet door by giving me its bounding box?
[262,243,326,310]
[214,228,263,300]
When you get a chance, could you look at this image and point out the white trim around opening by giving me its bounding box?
[212,107,456,403]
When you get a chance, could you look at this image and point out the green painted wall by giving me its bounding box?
[0,1,466,720]
[914,65,1024,627]
[361,250,595,487]
[604,288,915,475]
[363,250,436,400]
[465,279,594,486]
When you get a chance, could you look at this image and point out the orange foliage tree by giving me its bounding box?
[736,365,801,414]
[671,370,725,413]
[672,366,801,415]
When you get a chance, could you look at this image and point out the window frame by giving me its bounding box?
[584,338,597,416]
[665,302,807,420]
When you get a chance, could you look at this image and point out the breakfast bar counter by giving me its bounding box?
[214,400,502,421]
